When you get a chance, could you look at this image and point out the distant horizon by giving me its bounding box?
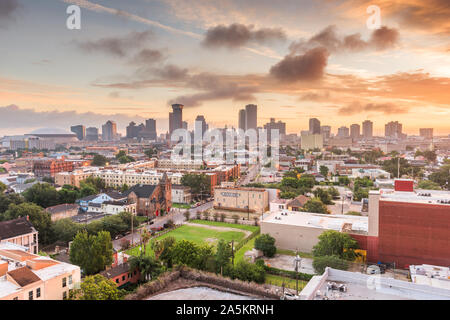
[1,1,449,137]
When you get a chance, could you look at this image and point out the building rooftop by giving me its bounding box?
[376,188,450,205]
[263,210,368,234]
[300,267,450,300]
[0,217,36,241]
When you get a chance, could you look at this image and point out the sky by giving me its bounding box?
[0,0,449,136]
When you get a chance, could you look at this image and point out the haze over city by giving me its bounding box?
[0,0,449,136]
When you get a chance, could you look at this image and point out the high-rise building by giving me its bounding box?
[86,127,99,141]
[320,126,331,140]
[337,126,350,138]
[264,118,286,136]
[419,128,433,139]
[385,121,403,138]
[301,133,323,151]
[102,120,118,141]
[238,109,246,131]
[245,104,257,131]
[362,120,373,139]
[169,104,183,135]
[309,118,321,135]
[350,124,361,139]
[139,119,157,140]
[195,115,207,138]
[126,122,145,139]
[70,125,85,141]
[182,121,188,130]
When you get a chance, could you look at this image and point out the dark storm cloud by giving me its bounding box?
[0,0,19,27]
[202,23,286,49]
[131,49,166,65]
[269,47,330,82]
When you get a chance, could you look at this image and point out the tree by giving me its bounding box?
[338,176,350,186]
[215,239,232,274]
[22,183,60,208]
[417,180,441,190]
[70,274,122,300]
[232,260,265,284]
[281,177,298,189]
[313,188,333,205]
[140,229,152,254]
[0,193,24,216]
[382,158,412,178]
[353,188,369,202]
[319,165,329,178]
[181,174,211,199]
[5,202,54,244]
[302,198,330,214]
[92,154,108,166]
[429,165,450,188]
[152,236,176,262]
[313,255,349,274]
[254,234,276,257]
[70,231,113,275]
[312,230,359,260]
[129,255,162,282]
[0,182,7,193]
[52,218,81,243]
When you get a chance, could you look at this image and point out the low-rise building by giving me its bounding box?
[45,204,79,222]
[0,217,38,255]
[100,251,140,288]
[213,187,269,214]
[0,242,81,300]
[171,185,192,204]
[102,200,136,215]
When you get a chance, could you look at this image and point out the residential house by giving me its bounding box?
[171,185,192,204]
[0,217,38,254]
[286,195,310,211]
[76,191,126,212]
[100,251,140,288]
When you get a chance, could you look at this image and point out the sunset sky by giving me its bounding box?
[0,0,449,136]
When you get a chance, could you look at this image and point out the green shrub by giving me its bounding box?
[254,234,276,257]
[312,255,349,274]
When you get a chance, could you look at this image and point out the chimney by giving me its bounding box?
[26,215,29,221]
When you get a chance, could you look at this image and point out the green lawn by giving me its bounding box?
[172,203,192,209]
[234,237,256,264]
[189,220,259,232]
[158,225,246,246]
[265,274,308,291]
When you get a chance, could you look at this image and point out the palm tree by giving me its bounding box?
[129,255,161,282]
[140,229,151,254]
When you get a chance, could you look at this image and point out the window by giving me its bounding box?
[62,277,67,288]
[69,275,73,285]
[63,291,67,300]
[29,291,33,300]
[36,288,41,298]
[122,275,125,281]
[115,279,119,284]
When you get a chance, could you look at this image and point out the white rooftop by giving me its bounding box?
[377,188,450,205]
[263,210,368,234]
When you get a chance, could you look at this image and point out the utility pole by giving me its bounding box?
[231,240,234,265]
[131,211,134,246]
[293,251,302,296]
[397,157,400,178]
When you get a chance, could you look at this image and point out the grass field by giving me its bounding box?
[234,237,256,264]
[189,220,259,232]
[276,249,314,259]
[158,225,247,246]
[265,274,308,291]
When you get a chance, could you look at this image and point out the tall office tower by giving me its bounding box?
[362,120,373,139]
[169,104,183,135]
[337,126,350,137]
[102,120,118,141]
[245,104,257,131]
[419,128,433,139]
[385,121,403,138]
[195,115,207,137]
[320,125,331,140]
[86,127,99,141]
[350,124,361,139]
[309,118,321,134]
[238,109,246,131]
[70,125,85,141]
[264,118,286,136]
[143,119,157,140]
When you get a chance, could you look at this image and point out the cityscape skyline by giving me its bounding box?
[0,0,449,136]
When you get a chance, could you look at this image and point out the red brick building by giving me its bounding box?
[358,179,450,268]
[124,173,172,218]
[100,251,140,288]
[33,157,74,177]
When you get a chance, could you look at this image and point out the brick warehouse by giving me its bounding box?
[362,180,450,268]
